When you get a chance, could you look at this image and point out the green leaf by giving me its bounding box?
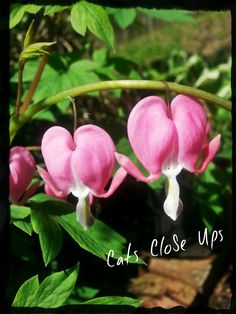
[33,109,57,122]
[71,3,87,36]
[12,275,40,307]
[11,205,33,235]
[113,9,136,29]
[10,4,42,29]
[13,267,79,308]
[13,220,33,236]
[10,205,31,219]
[69,59,101,72]
[129,69,142,80]
[68,65,101,86]
[57,99,71,114]
[139,9,196,23]
[31,72,61,104]
[44,5,69,15]
[66,62,101,96]
[10,5,26,29]
[211,204,224,215]
[92,48,108,65]
[76,286,99,300]
[31,267,79,308]
[31,206,63,266]
[72,1,114,48]
[24,5,42,15]
[57,212,143,264]
[83,296,140,307]
[96,65,120,80]
[29,193,75,215]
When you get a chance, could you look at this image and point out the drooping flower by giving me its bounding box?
[115,95,221,220]
[37,125,127,229]
[10,146,38,204]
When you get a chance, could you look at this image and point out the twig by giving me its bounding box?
[20,53,49,114]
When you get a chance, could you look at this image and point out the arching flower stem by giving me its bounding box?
[10,80,231,143]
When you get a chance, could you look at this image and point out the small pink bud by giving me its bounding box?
[10,146,38,204]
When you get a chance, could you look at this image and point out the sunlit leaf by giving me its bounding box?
[10,4,42,29]
[10,205,31,220]
[44,5,69,15]
[12,275,39,307]
[10,5,26,29]
[71,3,87,36]
[71,1,114,48]
[13,267,79,308]
[31,267,79,308]
[113,9,136,29]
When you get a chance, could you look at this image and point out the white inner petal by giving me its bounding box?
[75,196,94,230]
[70,182,90,199]
[163,164,183,221]
[70,180,93,230]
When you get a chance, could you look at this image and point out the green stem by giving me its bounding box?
[10,80,231,143]
[14,59,25,117]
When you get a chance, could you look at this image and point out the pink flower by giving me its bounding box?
[37,125,127,229]
[10,146,38,204]
[115,95,221,220]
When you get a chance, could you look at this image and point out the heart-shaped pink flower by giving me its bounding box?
[116,95,221,220]
[37,124,127,229]
[10,146,38,204]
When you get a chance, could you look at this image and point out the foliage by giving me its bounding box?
[12,266,79,307]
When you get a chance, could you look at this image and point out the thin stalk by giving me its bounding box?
[68,96,77,134]
[14,59,25,117]
[25,146,41,151]
[10,80,232,143]
[163,81,172,119]
[20,53,49,114]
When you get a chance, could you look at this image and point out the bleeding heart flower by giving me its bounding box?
[10,146,38,204]
[115,95,221,221]
[37,125,127,230]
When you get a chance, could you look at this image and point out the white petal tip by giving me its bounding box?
[78,216,94,231]
[167,213,178,221]
[163,175,183,221]
[164,200,183,221]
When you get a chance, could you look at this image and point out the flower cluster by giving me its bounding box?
[10,94,221,229]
